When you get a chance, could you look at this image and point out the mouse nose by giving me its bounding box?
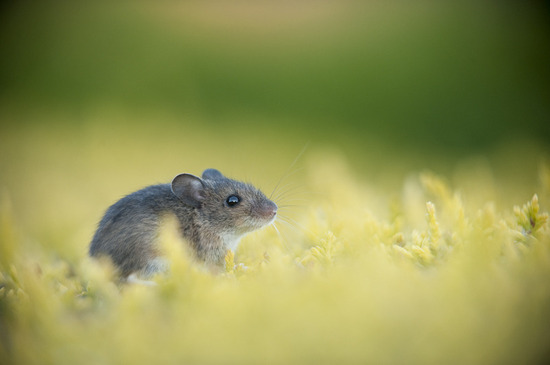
[269,201,278,216]
[259,200,277,219]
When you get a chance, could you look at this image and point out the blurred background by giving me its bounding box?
[1,1,548,145]
[0,0,549,258]
[1,3,550,364]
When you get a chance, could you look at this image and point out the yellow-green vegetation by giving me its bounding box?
[1,114,550,365]
[2,2,550,364]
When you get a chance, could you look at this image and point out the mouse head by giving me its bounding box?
[171,169,277,235]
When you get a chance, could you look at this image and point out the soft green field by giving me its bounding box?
[1,2,550,364]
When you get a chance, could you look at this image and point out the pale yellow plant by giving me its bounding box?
[1,122,550,364]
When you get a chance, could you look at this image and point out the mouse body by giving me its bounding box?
[89,169,277,279]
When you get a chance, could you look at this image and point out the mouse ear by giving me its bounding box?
[202,168,224,180]
[171,174,206,208]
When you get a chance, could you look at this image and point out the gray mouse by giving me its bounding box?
[89,169,277,280]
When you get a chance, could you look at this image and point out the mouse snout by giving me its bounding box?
[257,200,278,220]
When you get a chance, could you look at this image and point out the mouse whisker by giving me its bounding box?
[273,219,299,236]
[271,179,309,202]
[269,143,309,200]
[277,214,315,237]
[275,196,308,210]
[271,181,298,200]
[277,197,311,202]
[271,222,289,251]
[270,168,304,200]
[277,204,303,209]
[274,186,322,201]
[275,218,298,231]
[275,218,316,242]
[275,197,311,208]
[273,186,315,205]
[272,183,305,202]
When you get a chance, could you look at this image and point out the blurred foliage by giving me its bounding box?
[1,1,550,364]
[1,1,549,152]
[1,143,550,364]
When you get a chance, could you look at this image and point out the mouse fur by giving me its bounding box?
[89,168,277,279]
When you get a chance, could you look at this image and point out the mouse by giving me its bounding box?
[89,168,277,280]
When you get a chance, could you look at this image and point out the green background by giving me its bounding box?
[2,1,549,154]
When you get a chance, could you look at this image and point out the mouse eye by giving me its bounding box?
[226,195,240,207]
